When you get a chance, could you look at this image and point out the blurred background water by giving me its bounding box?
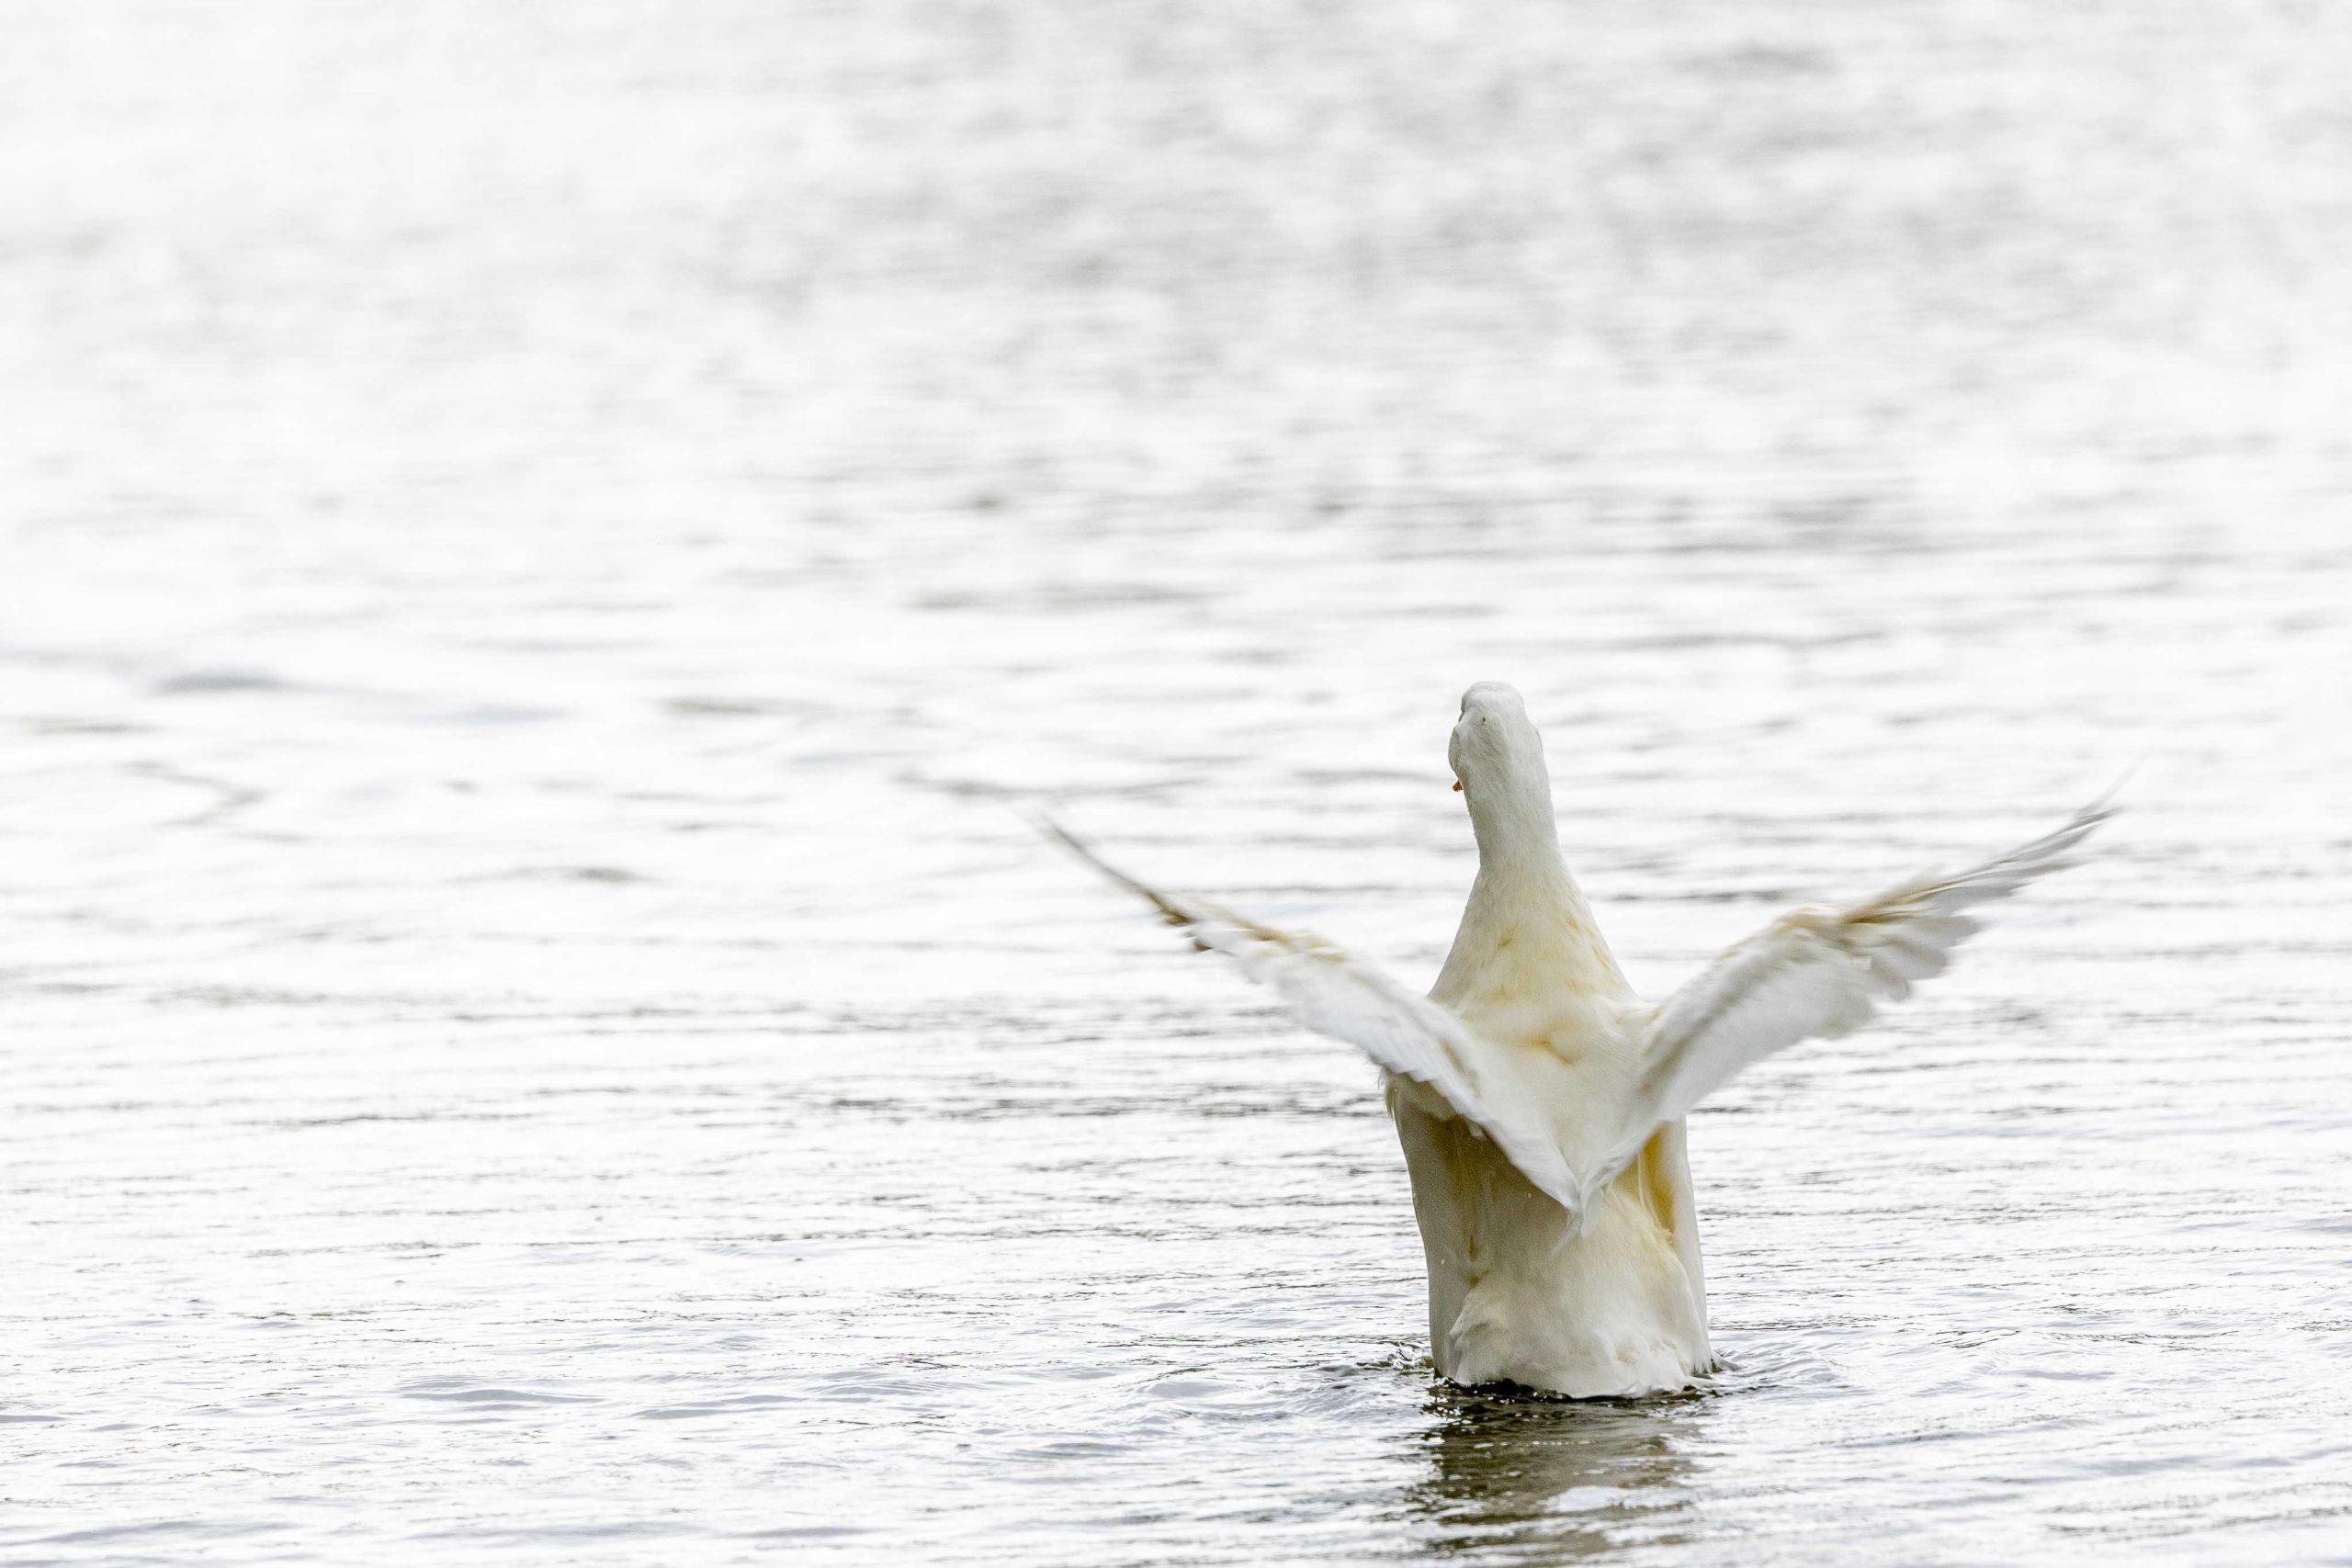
[6,2,2352,1563]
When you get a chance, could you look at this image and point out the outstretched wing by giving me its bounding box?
[1587,799,2114,1189]
[1038,818,1587,1215]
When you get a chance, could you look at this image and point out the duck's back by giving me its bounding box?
[1398,879,1707,1393]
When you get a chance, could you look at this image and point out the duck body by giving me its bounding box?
[1387,682,1709,1395]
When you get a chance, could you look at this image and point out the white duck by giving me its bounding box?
[1047,682,2109,1398]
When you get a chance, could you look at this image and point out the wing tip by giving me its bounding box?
[1027,810,1194,929]
[1023,807,1090,861]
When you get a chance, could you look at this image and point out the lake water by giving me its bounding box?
[6,2,2352,1562]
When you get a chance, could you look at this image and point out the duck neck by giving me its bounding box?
[1442,781,1628,999]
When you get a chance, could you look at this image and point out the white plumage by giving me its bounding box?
[1046,682,2109,1397]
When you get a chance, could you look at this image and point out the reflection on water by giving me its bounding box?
[1412,1389,1703,1562]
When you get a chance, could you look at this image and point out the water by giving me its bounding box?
[6,2,2352,1562]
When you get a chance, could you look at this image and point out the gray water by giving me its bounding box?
[7,2,2352,1563]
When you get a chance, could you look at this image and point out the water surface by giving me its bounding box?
[6,2,2352,1563]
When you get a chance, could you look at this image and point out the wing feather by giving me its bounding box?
[1043,797,2110,1235]
[1037,818,1587,1215]
[1623,798,2113,1155]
